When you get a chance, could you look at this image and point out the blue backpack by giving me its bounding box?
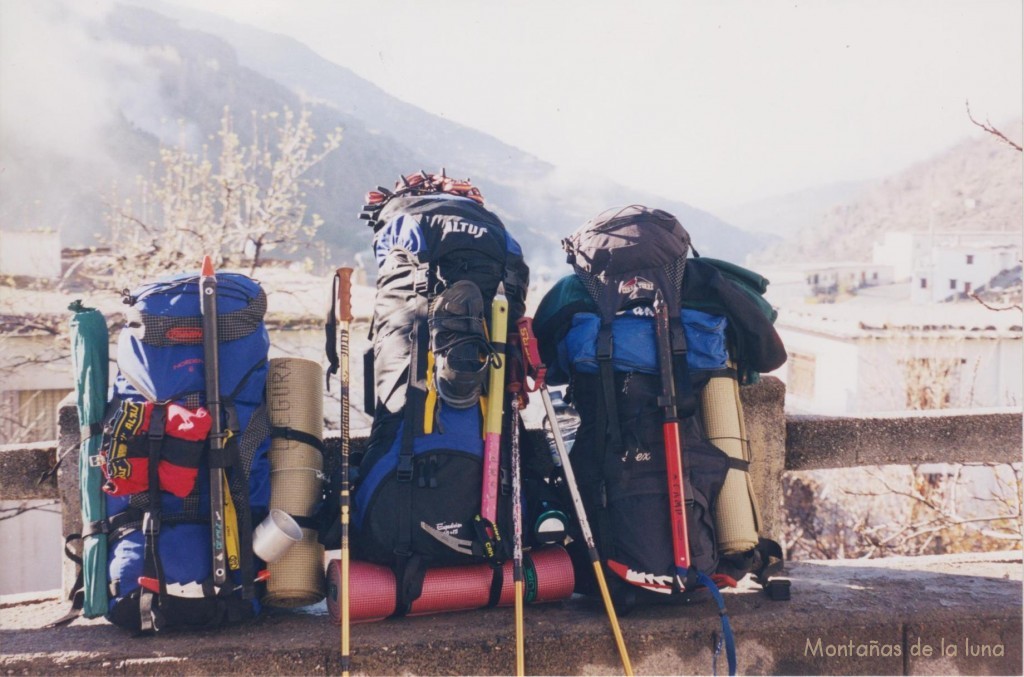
[95,271,272,632]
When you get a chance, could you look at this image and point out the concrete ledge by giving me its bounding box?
[1,552,1020,676]
[0,442,58,500]
[786,410,1023,470]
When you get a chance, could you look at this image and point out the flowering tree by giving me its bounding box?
[99,106,342,284]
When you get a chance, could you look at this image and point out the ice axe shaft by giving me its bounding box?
[199,256,229,588]
[653,293,692,587]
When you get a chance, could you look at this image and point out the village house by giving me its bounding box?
[773,301,1022,415]
[872,231,1021,304]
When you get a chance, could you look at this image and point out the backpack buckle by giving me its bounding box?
[413,263,430,295]
[396,451,414,483]
[596,327,613,361]
[142,511,160,536]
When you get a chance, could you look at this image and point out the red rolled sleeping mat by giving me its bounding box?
[327,545,575,624]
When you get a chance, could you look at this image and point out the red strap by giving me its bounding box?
[516,317,546,392]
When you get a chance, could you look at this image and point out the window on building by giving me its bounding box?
[787,352,816,399]
[872,272,878,280]
[920,278,928,289]
[949,279,957,290]
[966,254,974,265]
[964,281,972,293]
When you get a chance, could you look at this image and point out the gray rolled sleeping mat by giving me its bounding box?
[265,358,326,607]
[699,365,761,555]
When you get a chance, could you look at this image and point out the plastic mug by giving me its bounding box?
[253,509,303,563]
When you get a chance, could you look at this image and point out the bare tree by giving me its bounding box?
[783,462,1022,560]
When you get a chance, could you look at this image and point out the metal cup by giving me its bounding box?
[252,509,303,563]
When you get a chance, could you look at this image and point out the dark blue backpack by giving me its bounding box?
[97,271,272,632]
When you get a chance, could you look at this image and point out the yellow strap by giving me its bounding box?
[223,476,241,571]
[424,351,437,435]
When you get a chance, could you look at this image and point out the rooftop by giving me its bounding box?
[775,298,1023,339]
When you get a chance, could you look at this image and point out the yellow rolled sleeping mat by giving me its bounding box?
[264,357,326,607]
[699,367,762,556]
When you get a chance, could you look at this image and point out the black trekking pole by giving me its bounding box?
[200,256,230,588]
[335,267,354,677]
[508,369,526,677]
[517,318,633,676]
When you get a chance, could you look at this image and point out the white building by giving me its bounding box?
[872,232,1021,304]
[801,262,895,296]
[773,302,1022,415]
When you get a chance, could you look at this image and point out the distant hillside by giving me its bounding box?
[719,180,869,240]
[1,1,772,276]
[752,123,1023,264]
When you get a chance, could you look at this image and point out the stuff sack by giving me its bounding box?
[96,270,272,632]
[334,171,531,613]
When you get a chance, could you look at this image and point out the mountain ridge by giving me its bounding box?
[751,122,1023,265]
[1,1,774,275]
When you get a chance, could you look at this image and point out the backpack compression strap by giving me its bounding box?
[139,405,166,633]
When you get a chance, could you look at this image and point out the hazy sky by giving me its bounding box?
[20,1,1024,212]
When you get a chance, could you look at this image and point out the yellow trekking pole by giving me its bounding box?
[335,268,354,677]
[517,317,634,676]
[479,285,508,526]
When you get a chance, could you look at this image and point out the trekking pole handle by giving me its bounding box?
[516,317,546,391]
[336,268,353,323]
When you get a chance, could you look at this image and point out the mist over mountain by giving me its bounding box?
[1,1,774,277]
[751,123,1023,265]
[718,180,870,240]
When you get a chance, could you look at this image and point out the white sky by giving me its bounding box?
[99,1,1024,209]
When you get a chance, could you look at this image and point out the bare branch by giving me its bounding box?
[966,99,1023,152]
[0,501,61,522]
[969,292,1023,312]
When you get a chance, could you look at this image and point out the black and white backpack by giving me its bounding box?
[329,172,531,613]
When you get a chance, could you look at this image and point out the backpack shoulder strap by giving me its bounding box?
[595,324,622,456]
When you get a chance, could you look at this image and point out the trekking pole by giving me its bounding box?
[516,317,633,676]
[510,393,525,677]
[200,256,229,588]
[480,285,508,526]
[652,292,692,591]
[335,267,354,677]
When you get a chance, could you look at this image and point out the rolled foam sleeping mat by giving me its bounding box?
[268,447,323,515]
[326,545,576,624]
[267,357,324,443]
[265,358,325,607]
[700,371,760,555]
[263,528,327,608]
